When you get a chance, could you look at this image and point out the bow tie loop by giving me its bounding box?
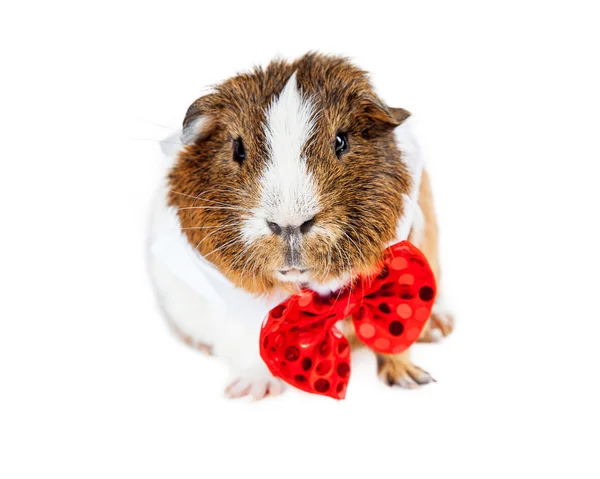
[260,291,351,398]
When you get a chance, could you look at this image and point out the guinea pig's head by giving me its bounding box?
[168,53,412,295]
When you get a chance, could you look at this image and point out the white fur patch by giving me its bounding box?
[389,118,424,245]
[307,273,352,297]
[149,185,289,390]
[409,205,426,245]
[181,116,208,145]
[242,72,320,243]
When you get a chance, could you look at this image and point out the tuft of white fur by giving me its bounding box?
[181,116,208,145]
[242,72,320,243]
[409,204,426,246]
[307,273,352,297]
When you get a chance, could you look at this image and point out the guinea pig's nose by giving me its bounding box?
[266,221,283,235]
[266,217,315,236]
[299,217,315,234]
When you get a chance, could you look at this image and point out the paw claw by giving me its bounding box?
[394,376,419,389]
[430,328,443,341]
[378,355,434,389]
[225,379,252,399]
[267,380,284,397]
[411,368,435,385]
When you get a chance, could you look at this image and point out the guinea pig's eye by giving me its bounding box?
[334,132,349,158]
[233,138,246,165]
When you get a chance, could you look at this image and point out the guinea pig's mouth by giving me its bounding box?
[275,267,312,283]
[273,267,352,297]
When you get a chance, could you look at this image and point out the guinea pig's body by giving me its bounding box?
[148,53,453,399]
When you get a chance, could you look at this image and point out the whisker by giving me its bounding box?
[321,246,333,283]
[229,240,253,271]
[130,138,185,146]
[342,230,366,271]
[249,249,263,292]
[239,245,260,289]
[136,118,179,131]
[170,190,251,212]
[340,242,354,313]
[329,241,348,306]
[182,222,238,230]
[178,206,248,212]
[170,188,244,201]
[170,188,253,211]
[195,224,239,250]
[344,222,364,251]
[327,244,347,315]
[202,234,243,259]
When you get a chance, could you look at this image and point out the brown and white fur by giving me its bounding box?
[148,53,453,399]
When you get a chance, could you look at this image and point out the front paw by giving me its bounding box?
[376,353,435,389]
[224,365,285,400]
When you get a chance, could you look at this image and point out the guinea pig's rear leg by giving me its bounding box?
[410,169,455,343]
[418,292,455,342]
[376,351,435,388]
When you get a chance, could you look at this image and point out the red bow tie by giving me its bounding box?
[259,241,436,399]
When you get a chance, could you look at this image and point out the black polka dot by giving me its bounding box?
[419,286,434,301]
[400,287,414,300]
[337,362,350,378]
[302,357,312,371]
[388,321,404,336]
[378,303,391,314]
[316,360,332,375]
[319,341,331,356]
[284,346,300,361]
[314,379,330,393]
[294,374,306,382]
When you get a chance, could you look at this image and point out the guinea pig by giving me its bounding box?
[148,52,454,399]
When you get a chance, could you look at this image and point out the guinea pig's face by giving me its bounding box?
[168,54,411,295]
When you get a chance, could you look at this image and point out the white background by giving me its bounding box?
[1,1,599,477]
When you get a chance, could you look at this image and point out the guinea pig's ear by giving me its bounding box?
[388,107,412,125]
[360,97,411,137]
[181,94,217,144]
